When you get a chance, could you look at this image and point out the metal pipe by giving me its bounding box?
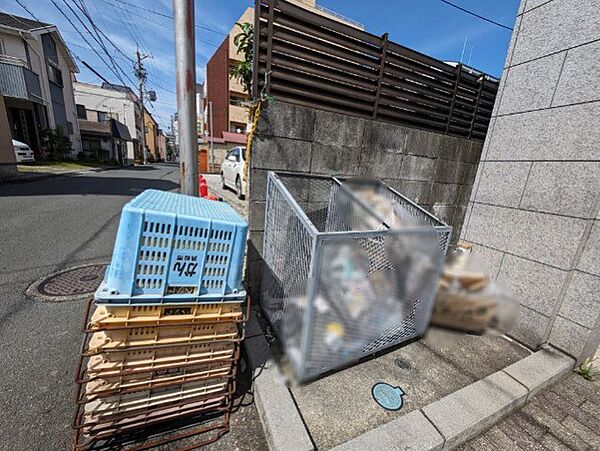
[209,101,214,173]
[173,0,198,196]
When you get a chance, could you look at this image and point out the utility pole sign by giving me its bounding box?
[135,47,150,165]
[173,0,198,196]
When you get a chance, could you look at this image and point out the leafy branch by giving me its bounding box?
[230,22,253,95]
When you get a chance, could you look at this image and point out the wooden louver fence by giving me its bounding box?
[252,0,499,141]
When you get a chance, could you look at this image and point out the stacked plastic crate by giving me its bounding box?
[73,189,248,449]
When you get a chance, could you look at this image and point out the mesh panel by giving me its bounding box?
[261,172,450,382]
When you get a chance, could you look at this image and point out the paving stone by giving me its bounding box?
[519,403,589,451]
[540,433,572,451]
[422,371,528,450]
[549,383,587,408]
[330,410,444,451]
[497,255,568,317]
[532,390,569,422]
[503,346,575,400]
[520,162,600,218]
[558,271,600,329]
[254,362,314,451]
[510,409,547,440]
[474,162,531,208]
[470,426,520,451]
[497,416,546,450]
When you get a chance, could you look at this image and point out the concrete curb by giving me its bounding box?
[252,345,575,451]
[0,166,113,185]
[254,361,315,451]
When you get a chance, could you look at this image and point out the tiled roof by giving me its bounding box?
[0,12,50,31]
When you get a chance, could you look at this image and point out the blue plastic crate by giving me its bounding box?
[95,189,248,304]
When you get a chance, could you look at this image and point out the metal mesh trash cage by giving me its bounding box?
[95,189,248,305]
[261,172,452,382]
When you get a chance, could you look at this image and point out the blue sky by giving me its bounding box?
[2,0,520,129]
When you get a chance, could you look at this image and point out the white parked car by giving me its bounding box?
[221,146,247,199]
[12,139,35,163]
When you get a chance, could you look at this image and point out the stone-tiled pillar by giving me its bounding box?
[462,0,600,362]
[0,96,17,177]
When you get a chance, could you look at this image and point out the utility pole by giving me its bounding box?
[135,46,149,165]
[209,101,214,173]
[173,0,198,196]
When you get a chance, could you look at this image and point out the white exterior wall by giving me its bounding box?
[74,82,137,163]
[57,51,81,154]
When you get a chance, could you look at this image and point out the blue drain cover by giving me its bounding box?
[372,382,405,411]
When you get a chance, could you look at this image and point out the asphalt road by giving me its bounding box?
[0,164,265,450]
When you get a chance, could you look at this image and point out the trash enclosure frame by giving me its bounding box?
[261,171,452,382]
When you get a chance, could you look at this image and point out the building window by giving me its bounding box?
[230,122,245,134]
[98,111,108,122]
[230,95,246,107]
[47,62,63,87]
[76,104,87,119]
[0,38,4,54]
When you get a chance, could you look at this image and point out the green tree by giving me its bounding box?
[229,22,253,95]
[40,126,72,160]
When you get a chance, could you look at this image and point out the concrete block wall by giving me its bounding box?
[247,99,484,300]
[462,0,600,362]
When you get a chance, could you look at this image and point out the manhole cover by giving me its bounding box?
[394,358,412,371]
[27,263,107,302]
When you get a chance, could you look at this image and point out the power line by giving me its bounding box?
[14,0,42,22]
[97,0,221,48]
[437,0,513,31]
[99,0,227,36]
[71,0,135,63]
[48,0,129,86]
[62,0,137,86]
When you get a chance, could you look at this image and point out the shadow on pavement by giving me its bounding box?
[0,175,179,197]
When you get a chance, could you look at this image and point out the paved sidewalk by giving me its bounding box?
[458,373,600,451]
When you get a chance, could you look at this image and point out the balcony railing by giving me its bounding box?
[0,56,42,102]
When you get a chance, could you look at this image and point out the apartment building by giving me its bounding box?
[74,81,143,165]
[0,13,81,157]
[144,109,159,161]
[202,2,362,172]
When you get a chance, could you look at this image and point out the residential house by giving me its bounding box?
[78,117,131,165]
[0,12,81,157]
[157,129,167,161]
[143,108,159,161]
[73,81,143,165]
[202,2,362,172]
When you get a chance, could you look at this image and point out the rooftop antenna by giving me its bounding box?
[460,35,468,63]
